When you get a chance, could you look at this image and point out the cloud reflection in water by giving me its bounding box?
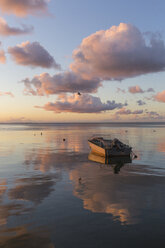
[70,161,165,225]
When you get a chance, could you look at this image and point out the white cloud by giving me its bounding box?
[71,23,165,80]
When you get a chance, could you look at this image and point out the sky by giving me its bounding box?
[0,0,165,123]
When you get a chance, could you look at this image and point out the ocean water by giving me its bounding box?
[0,123,165,247]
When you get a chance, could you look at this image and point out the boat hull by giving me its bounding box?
[88,141,105,157]
[88,141,131,157]
[88,152,132,164]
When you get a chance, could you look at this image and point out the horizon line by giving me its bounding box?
[0,121,165,125]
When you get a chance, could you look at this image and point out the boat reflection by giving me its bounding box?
[88,152,132,174]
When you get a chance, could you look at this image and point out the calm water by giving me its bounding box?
[0,123,165,247]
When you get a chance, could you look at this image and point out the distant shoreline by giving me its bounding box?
[0,122,165,125]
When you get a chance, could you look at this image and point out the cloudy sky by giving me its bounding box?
[0,0,165,122]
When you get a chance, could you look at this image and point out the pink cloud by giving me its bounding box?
[0,17,33,36]
[144,110,164,119]
[128,85,144,94]
[35,94,126,113]
[0,0,50,17]
[0,42,5,63]
[112,108,164,121]
[20,24,162,99]
[0,91,14,97]
[8,41,60,69]
[0,49,5,63]
[22,72,101,95]
[145,111,160,116]
[128,86,154,94]
[116,108,143,115]
[71,23,165,81]
[154,90,165,103]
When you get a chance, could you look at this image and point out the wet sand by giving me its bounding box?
[0,123,165,248]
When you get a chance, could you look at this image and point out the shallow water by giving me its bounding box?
[0,123,165,247]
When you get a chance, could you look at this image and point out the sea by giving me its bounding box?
[0,122,165,248]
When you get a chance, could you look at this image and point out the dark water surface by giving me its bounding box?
[0,123,165,247]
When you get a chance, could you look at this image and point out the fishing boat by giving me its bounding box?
[88,137,132,157]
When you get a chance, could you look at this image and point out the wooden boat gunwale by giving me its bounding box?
[88,137,132,157]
